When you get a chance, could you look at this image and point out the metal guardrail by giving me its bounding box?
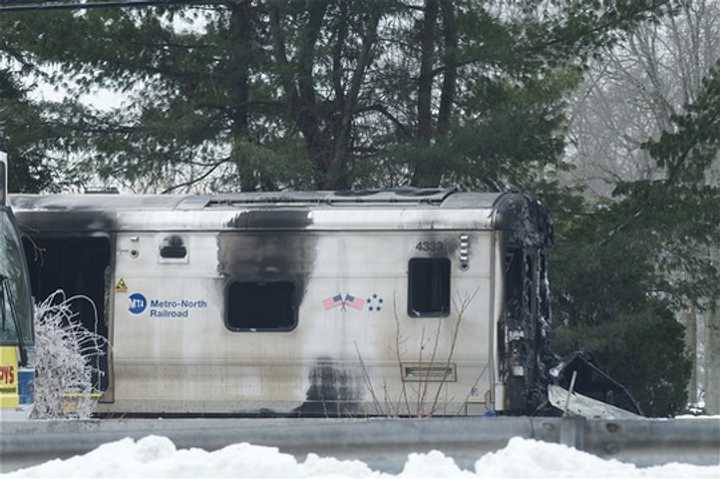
[1,417,719,474]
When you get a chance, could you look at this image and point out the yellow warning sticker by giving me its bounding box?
[115,278,128,293]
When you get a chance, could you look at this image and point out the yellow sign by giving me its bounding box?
[115,278,128,293]
[0,346,18,408]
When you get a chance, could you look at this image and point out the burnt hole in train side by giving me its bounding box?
[501,245,548,414]
[502,247,528,413]
[498,249,516,376]
[22,236,111,391]
[503,249,524,330]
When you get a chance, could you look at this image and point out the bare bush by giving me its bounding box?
[30,290,107,419]
[355,289,479,417]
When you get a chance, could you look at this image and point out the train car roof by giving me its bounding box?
[10,188,496,210]
[9,189,552,245]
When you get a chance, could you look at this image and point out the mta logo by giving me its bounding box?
[128,293,147,315]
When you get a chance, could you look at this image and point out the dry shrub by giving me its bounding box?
[30,290,107,419]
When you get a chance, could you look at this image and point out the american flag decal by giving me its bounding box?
[323,293,366,312]
[323,294,344,310]
[344,294,365,311]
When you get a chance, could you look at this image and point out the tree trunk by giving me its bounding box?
[437,0,457,137]
[268,1,330,189]
[412,0,440,187]
[705,305,720,414]
[326,9,381,190]
[296,1,330,189]
[683,306,698,404]
[229,1,255,191]
[416,0,438,145]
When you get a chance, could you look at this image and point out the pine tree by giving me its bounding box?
[0,68,57,192]
[552,62,720,415]
[1,0,678,191]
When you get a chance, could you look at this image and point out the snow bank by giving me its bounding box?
[5,436,719,479]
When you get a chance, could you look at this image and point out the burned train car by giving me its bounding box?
[10,189,552,416]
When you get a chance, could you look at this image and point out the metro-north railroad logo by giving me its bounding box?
[128,292,147,315]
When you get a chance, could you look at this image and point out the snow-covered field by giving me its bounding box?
[4,435,719,479]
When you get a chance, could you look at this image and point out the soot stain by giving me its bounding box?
[217,234,317,308]
[15,211,115,236]
[218,209,318,309]
[294,357,363,417]
[422,232,460,258]
[220,208,316,305]
[225,209,313,229]
[493,194,552,249]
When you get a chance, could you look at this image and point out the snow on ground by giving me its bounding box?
[674,415,720,419]
[4,436,719,479]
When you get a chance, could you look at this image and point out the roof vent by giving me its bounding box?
[84,187,120,194]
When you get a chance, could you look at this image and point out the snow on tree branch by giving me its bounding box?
[30,290,108,419]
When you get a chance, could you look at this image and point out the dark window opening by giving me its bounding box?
[226,281,297,331]
[504,249,523,309]
[408,257,450,317]
[160,235,187,259]
[23,236,111,391]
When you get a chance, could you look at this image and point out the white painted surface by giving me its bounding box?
[105,231,498,414]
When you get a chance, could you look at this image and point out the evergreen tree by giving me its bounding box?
[0,67,56,192]
[0,0,678,191]
[2,0,705,416]
[551,62,720,415]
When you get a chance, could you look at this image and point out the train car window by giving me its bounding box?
[408,257,450,317]
[159,235,187,260]
[226,281,297,331]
